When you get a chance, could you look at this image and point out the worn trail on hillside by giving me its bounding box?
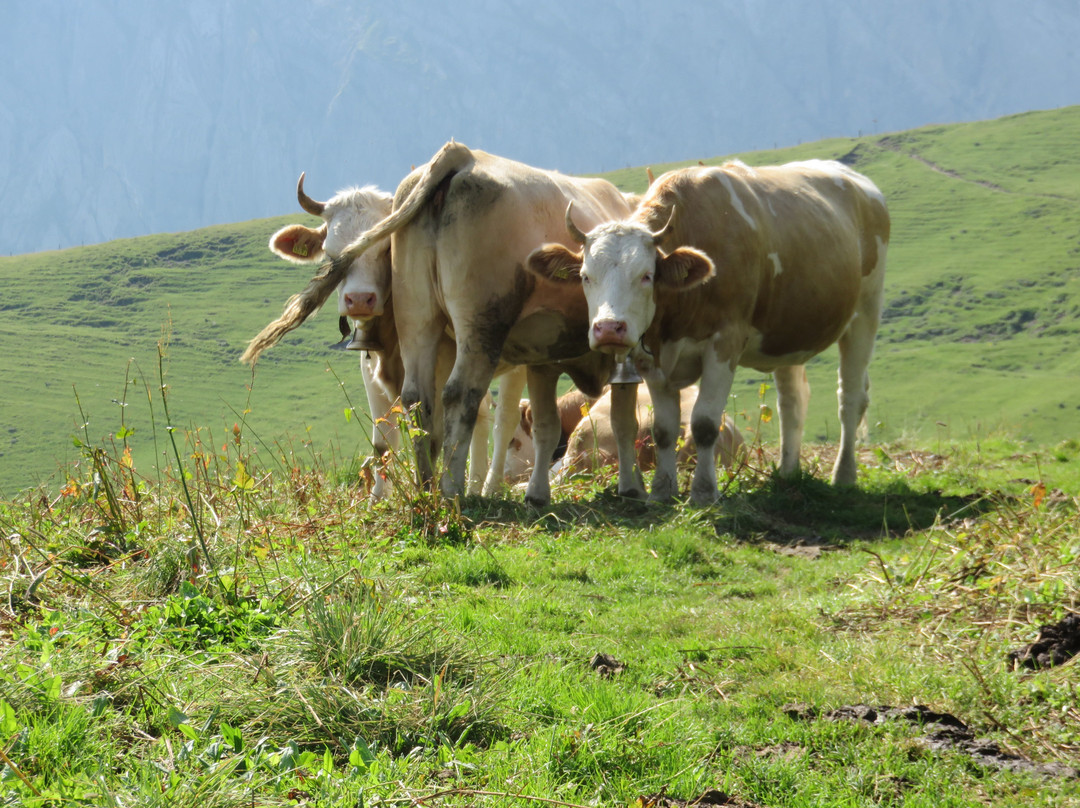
[875,137,1079,205]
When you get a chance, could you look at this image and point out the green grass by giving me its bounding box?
[0,405,1077,806]
[2,105,1080,494]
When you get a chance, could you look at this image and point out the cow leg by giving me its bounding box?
[608,383,646,499]
[439,353,498,499]
[467,392,492,495]
[688,357,737,505]
[647,380,683,502]
[833,314,878,486]
[482,366,528,496]
[360,354,398,501]
[774,364,810,478]
[523,367,560,507]
[399,322,446,489]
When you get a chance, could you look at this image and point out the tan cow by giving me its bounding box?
[258,174,524,499]
[528,159,889,504]
[504,388,598,481]
[507,385,743,482]
[273,142,643,506]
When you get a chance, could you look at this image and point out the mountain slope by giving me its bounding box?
[1,106,1078,493]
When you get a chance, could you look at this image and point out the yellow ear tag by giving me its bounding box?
[554,265,570,280]
[294,243,310,257]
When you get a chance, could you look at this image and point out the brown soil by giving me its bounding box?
[1007,613,1080,670]
[784,702,1079,779]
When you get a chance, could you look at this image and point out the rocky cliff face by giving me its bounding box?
[3,0,1078,254]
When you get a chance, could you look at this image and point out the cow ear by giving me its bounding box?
[655,247,714,289]
[526,243,583,284]
[269,224,327,263]
[518,399,533,437]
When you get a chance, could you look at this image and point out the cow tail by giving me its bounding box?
[335,140,475,267]
[240,265,344,364]
[239,142,475,365]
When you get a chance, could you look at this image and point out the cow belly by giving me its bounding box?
[502,311,591,364]
[739,330,827,372]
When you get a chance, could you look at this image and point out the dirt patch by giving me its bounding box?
[784,703,1079,779]
[1007,612,1080,670]
[636,788,765,808]
[589,652,626,679]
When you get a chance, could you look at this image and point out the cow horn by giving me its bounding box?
[297,172,326,217]
[650,206,676,244]
[564,202,588,245]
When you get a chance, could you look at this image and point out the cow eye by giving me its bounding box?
[580,272,591,285]
[642,271,654,284]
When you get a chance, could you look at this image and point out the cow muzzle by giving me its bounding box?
[341,291,380,318]
[591,319,632,351]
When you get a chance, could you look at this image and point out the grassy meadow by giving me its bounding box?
[2,105,1079,494]
[1,106,1079,806]
[0,411,1078,806]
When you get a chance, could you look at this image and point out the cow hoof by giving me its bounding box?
[648,476,679,502]
[690,486,719,507]
[831,462,858,487]
[619,486,646,500]
[524,493,551,508]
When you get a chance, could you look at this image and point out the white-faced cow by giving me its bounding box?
[320,142,642,505]
[528,159,889,504]
[255,174,523,499]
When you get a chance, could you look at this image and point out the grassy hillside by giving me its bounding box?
[607,105,1080,449]
[2,106,1079,493]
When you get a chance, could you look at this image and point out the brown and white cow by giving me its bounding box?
[313,142,643,505]
[528,159,889,504]
[503,388,598,482]
[507,384,743,483]
[260,174,524,499]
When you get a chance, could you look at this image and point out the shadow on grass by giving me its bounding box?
[459,486,675,534]
[710,471,996,546]
[460,470,997,547]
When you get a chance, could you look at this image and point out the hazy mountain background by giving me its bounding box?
[3,0,1079,255]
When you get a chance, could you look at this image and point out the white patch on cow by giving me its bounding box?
[718,174,757,231]
[874,236,888,271]
[792,159,888,208]
[768,252,783,277]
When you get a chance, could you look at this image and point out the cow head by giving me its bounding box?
[268,173,394,323]
[527,204,714,355]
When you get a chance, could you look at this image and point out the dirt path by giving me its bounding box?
[875,137,1079,205]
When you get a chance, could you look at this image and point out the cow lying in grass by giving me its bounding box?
[506,384,743,484]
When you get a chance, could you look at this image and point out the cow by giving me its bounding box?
[257,173,524,499]
[527,159,889,504]
[269,142,644,506]
[507,385,743,482]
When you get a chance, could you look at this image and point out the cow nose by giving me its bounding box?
[343,291,377,316]
[593,319,628,345]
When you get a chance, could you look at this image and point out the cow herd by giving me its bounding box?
[244,141,890,507]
